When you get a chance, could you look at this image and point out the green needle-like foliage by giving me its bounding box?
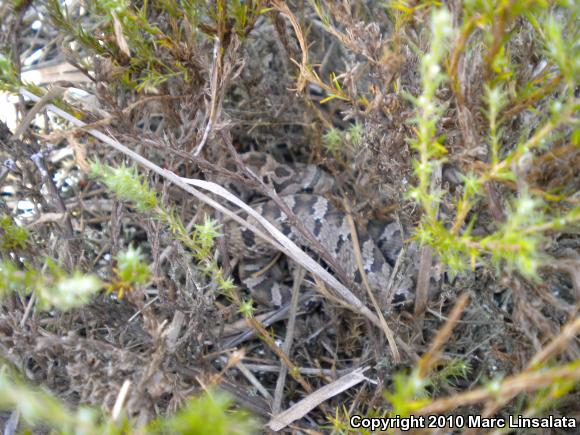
[91,162,158,212]
[407,7,579,280]
[115,246,151,286]
[0,214,29,250]
[151,389,258,435]
[0,259,103,311]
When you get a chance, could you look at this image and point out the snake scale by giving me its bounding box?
[223,152,414,307]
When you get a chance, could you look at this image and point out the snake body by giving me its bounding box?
[223,153,411,307]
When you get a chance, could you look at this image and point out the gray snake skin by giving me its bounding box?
[223,152,413,307]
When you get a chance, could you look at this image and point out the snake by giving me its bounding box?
[222,152,414,308]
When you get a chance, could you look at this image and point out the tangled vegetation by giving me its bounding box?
[0,0,578,433]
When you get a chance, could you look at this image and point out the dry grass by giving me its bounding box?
[0,0,578,433]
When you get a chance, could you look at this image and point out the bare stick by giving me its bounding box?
[272,267,305,414]
[344,201,401,363]
[12,86,66,140]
